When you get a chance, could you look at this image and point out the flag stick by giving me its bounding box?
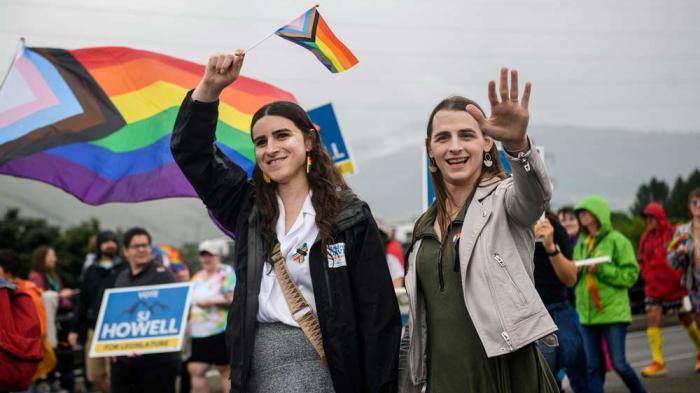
[0,37,26,91]
[244,4,319,54]
[243,30,277,54]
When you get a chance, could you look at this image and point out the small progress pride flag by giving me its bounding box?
[275,6,359,73]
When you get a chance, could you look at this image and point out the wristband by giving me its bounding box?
[547,244,561,257]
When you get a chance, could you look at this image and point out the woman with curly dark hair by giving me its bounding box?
[171,50,401,393]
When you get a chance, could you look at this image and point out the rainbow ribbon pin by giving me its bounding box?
[667,232,689,252]
[293,242,309,264]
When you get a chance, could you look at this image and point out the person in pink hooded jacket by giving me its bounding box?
[638,202,700,377]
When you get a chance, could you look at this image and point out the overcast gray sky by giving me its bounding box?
[1,0,699,243]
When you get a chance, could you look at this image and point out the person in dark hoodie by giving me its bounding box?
[68,230,127,392]
[171,50,401,393]
[638,202,700,377]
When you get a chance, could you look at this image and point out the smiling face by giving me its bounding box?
[252,115,312,185]
[577,210,599,232]
[558,211,580,237]
[124,234,152,268]
[428,110,493,189]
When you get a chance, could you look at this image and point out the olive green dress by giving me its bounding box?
[415,200,558,393]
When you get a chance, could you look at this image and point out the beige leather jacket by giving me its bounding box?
[399,141,558,390]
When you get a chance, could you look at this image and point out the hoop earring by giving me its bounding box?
[429,158,438,173]
[306,152,313,174]
[483,152,494,168]
[263,173,271,183]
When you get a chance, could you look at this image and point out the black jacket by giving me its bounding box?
[72,257,128,341]
[171,92,401,393]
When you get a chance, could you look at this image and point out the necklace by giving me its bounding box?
[446,201,462,221]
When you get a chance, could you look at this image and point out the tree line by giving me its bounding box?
[1,168,698,287]
[630,168,700,221]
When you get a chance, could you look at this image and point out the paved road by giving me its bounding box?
[203,323,700,393]
[204,325,700,393]
[565,325,699,393]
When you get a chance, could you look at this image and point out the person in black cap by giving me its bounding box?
[68,230,128,393]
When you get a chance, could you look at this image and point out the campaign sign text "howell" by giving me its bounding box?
[89,282,192,357]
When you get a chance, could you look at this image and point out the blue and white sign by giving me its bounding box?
[88,282,192,357]
[307,103,356,175]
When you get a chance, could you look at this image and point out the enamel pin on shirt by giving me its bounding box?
[293,242,309,264]
[327,243,347,268]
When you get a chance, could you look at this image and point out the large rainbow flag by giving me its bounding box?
[275,6,358,73]
[0,43,295,205]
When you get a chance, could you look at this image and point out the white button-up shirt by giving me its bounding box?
[256,192,318,327]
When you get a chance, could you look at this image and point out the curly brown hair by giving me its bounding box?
[250,101,350,258]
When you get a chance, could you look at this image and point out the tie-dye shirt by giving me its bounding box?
[189,264,236,338]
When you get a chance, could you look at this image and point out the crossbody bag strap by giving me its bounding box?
[270,242,328,367]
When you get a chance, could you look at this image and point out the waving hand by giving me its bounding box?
[466,67,531,152]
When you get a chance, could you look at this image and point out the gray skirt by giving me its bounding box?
[248,322,335,393]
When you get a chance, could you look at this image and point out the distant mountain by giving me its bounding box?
[532,125,699,209]
[348,125,700,224]
[1,125,698,244]
[0,176,222,245]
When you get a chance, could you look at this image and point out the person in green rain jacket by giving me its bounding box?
[573,195,647,393]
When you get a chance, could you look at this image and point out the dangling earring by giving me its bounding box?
[263,173,271,183]
[306,152,312,174]
[429,157,438,173]
[483,152,494,168]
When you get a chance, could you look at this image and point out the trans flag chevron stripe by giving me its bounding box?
[275,7,359,73]
[0,44,295,204]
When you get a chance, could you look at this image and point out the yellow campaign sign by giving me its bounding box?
[94,337,180,353]
[336,160,355,176]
